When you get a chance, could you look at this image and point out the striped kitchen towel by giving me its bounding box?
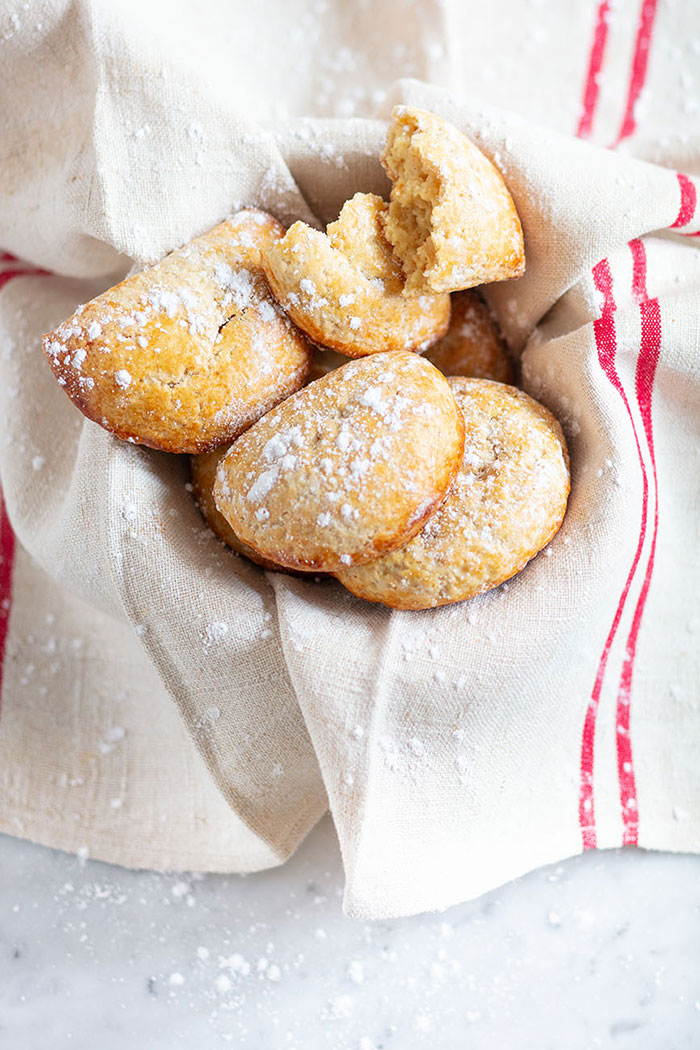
[0,0,697,917]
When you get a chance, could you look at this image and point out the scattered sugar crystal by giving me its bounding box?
[258,300,276,322]
[255,507,270,522]
[347,960,365,984]
[86,321,102,340]
[216,266,255,310]
[328,994,354,1019]
[115,369,132,389]
[358,386,387,413]
[350,459,369,477]
[339,293,355,307]
[204,622,229,646]
[247,468,278,502]
[31,455,44,471]
[413,1014,431,1032]
[219,952,250,975]
[168,972,185,987]
[150,289,180,317]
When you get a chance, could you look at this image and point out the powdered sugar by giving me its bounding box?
[114,369,132,389]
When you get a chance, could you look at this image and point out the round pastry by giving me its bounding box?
[213,351,465,573]
[424,290,515,384]
[262,193,450,358]
[335,377,569,609]
[43,210,313,454]
[380,106,525,294]
[191,446,293,572]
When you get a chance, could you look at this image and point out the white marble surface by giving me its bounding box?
[1,818,699,1049]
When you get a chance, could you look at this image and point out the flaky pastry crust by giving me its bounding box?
[213,352,465,573]
[381,107,525,294]
[43,211,313,454]
[191,446,295,573]
[335,377,569,609]
[424,290,515,384]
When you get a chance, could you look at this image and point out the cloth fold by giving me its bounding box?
[0,0,698,918]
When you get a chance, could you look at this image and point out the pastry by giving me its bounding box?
[424,290,514,384]
[262,193,450,358]
[213,351,465,573]
[43,210,313,454]
[380,106,525,294]
[191,446,293,572]
[335,377,569,609]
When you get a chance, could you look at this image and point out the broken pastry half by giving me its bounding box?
[380,106,525,294]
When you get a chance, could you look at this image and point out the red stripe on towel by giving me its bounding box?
[0,498,16,718]
[670,173,700,236]
[576,0,611,139]
[0,269,45,291]
[671,174,697,228]
[579,258,650,848]
[615,239,661,845]
[612,0,659,147]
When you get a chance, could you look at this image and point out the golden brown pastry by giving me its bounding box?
[424,290,515,384]
[43,210,313,454]
[380,107,525,294]
[213,352,465,573]
[191,446,293,572]
[335,377,569,609]
[262,193,450,358]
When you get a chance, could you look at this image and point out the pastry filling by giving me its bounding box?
[382,122,441,291]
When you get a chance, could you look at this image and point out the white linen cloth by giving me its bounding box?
[0,0,698,917]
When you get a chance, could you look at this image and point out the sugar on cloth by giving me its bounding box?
[0,0,698,918]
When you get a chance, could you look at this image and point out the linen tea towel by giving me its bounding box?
[0,0,698,918]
